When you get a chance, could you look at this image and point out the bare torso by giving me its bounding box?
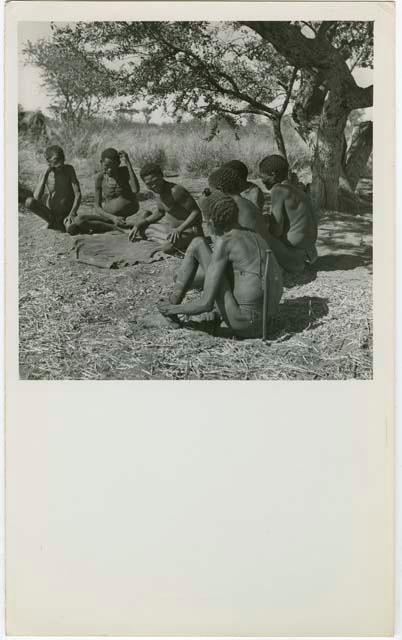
[241,181,265,214]
[273,183,317,248]
[232,194,270,243]
[46,165,75,214]
[96,167,138,217]
[224,228,270,306]
[157,182,202,229]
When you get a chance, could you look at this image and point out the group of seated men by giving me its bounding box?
[25,144,318,338]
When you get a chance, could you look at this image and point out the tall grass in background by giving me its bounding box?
[19,116,312,193]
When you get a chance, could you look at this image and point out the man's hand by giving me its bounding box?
[167,229,181,244]
[128,220,146,242]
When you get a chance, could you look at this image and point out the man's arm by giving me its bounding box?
[119,151,140,194]
[33,167,51,201]
[128,204,165,242]
[67,166,82,218]
[168,185,202,241]
[269,185,286,238]
[160,239,228,316]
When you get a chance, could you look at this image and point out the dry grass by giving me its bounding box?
[18,127,372,380]
[18,206,372,381]
[21,116,312,181]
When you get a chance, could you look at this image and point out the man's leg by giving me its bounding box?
[25,196,52,225]
[169,237,212,304]
[66,211,126,236]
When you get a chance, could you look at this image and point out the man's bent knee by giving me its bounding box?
[187,236,207,255]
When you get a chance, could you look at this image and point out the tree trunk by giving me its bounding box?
[310,90,349,210]
[344,121,373,190]
[272,115,287,159]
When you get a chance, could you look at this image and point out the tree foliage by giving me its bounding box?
[23,27,117,126]
[47,21,299,156]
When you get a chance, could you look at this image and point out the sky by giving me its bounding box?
[18,21,374,122]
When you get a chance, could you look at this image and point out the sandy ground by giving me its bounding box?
[18,178,372,380]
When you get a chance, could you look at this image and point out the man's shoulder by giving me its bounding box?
[272,182,291,196]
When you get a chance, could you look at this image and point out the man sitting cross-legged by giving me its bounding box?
[158,192,283,339]
[67,147,140,235]
[259,155,318,273]
[224,160,265,213]
[128,163,203,254]
[25,145,81,232]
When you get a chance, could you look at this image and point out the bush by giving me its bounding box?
[19,116,313,188]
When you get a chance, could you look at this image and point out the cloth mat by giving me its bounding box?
[71,230,171,269]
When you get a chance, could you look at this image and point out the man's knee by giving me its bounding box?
[187,236,206,255]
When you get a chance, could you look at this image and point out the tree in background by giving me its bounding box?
[23,26,117,129]
[51,21,298,159]
[241,21,373,208]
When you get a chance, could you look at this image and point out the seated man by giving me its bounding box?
[129,163,203,253]
[203,165,270,244]
[158,192,283,339]
[67,148,140,235]
[259,155,318,273]
[224,160,265,213]
[25,145,81,231]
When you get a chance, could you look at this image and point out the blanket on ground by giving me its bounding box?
[71,231,170,269]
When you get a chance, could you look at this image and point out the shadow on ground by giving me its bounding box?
[180,295,329,341]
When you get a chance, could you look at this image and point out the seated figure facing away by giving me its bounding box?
[203,165,270,244]
[158,192,283,339]
[224,160,265,213]
[25,145,81,232]
[128,163,203,254]
[259,155,318,273]
[67,148,140,235]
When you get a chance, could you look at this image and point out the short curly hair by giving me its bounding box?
[259,154,289,182]
[211,166,243,195]
[101,147,120,163]
[204,191,238,232]
[224,160,248,181]
[140,163,163,179]
[208,168,223,190]
[45,145,65,162]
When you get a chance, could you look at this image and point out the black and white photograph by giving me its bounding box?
[18,18,374,380]
[5,3,395,637]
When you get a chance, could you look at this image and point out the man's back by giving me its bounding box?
[272,182,317,248]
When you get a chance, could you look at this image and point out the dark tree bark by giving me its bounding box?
[344,121,373,190]
[241,21,373,210]
[272,115,287,159]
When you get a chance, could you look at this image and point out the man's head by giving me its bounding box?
[211,166,243,196]
[140,163,164,193]
[204,191,239,235]
[259,154,289,190]
[208,168,223,192]
[45,145,65,170]
[101,148,120,176]
[224,160,248,188]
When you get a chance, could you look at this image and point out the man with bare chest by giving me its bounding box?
[25,145,81,231]
[259,155,318,273]
[128,163,203,253]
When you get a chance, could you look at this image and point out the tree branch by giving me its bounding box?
[279,66,298,116]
